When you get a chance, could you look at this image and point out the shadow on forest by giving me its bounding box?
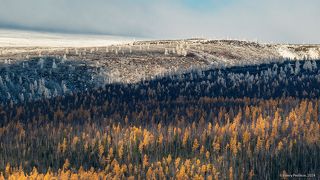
[1,59,320,125]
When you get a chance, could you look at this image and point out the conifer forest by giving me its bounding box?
[0,55,319,179]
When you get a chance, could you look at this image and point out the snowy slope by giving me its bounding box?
[0,29,135,47]
[1,31,320,83]
[276,45,320,60]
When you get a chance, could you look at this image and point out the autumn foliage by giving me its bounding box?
[0,97,319,179]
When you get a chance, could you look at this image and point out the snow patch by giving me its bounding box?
[308,48,320,59]
[277,46,298,59]
[277,45,320,60]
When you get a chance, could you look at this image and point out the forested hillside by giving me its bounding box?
[0,59,319,179]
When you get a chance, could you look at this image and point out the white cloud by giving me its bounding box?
[0,0,319,43]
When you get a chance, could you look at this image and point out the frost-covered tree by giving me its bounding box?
[63,54,67,61]
[0,76,3,87]
[19,93,24,102]
[62,81,68,93]
[5,75,10,82]
[6,92,11,100]
[295,61,300,75]
[312,61,317,70]
[52,60,57,69]
[303,61,313,71]
[38,58,44,69]
[172,48,176,54]
[38,78,46,95]
[272,64,278,76]
[164,49,169,56]
[182,49,187,57]
[19,77,23,85]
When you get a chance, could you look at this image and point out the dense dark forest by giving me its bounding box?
[0,59,319,179]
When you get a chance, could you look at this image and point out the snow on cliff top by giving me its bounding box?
[0,29,135,47]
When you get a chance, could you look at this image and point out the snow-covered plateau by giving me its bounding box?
[0,29,134,47]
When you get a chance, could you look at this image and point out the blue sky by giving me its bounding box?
[184,0,234,11]
[0,0,319,43]
[184,0,221,10]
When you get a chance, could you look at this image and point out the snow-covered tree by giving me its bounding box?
[19,77,23,85]
[294,61,300,75]
[38,58,44,69]
[0,76,3,86]
[6,92,11,100]
[62,54,67,63]
[182,49,187,57]
[303,61,313,71]
[62,81,68,93]
[52,60,57,69]
[164,49,169,56]
[312,61,317,70]
[19,93,24,102]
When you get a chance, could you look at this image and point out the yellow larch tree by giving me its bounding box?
[143,154,149,169]
[192,139,200,152]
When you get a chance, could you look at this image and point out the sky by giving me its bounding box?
[0,0,319,43]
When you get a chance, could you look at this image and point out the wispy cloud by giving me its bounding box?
[0,0,319,43]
